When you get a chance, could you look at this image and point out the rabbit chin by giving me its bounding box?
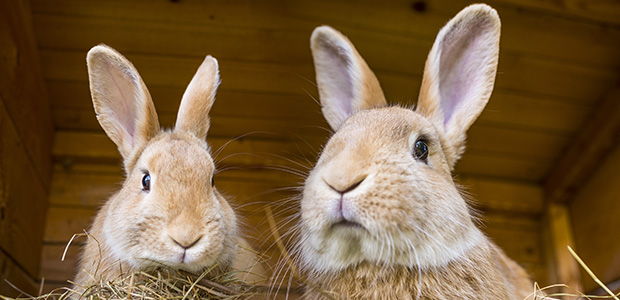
[124,250,223,274]
[300,224,486,274]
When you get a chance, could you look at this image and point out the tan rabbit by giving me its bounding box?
[74,45,265,288]
[298,4,537,300]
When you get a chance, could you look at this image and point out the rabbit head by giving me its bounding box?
[85,45,238,274]
[300,4,500,274]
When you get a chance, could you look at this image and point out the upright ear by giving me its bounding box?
[87,45,160,163]
[416,4,501,168]
[175,56,220,141]
[310,26,387,131]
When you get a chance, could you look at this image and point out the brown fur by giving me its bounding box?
[303,243,533,300]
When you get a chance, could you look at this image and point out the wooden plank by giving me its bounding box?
[39,243,79,289]
[0,102,48,278]
[456,151,551,182]
[52,122,570,163]
[0,250,38,297]
[546,203,581,298]
[458,176,544,214]
[492,0,620,25]
[569,141,620,292]
[545,87,620,203]
[43,206,94,244]
[49,81,323,120]
[481,91,592,134]
[32,11,620,76]
[47,80,592,135]
[51,108,571,160]
[467,125,570,159]
[29,0,620,67]
[51,108,330,141]
[38,47,618,104]
[0,0,53,189]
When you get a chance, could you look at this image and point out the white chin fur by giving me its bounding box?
[300,224,486,274]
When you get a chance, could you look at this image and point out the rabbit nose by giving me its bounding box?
[325,175,367,195]
[171,235,202,250]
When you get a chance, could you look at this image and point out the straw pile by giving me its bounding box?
[1,267,260,300]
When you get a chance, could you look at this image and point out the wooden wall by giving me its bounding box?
[20,0,620,297]
[570,132,620,293]
[0,0,53,297]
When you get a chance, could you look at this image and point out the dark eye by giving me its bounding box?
[141,173,151,192]
[413,139,429,162]
[211,176,215,187]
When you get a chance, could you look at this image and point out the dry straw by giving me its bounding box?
[2,266,260,300]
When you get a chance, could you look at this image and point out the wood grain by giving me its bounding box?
[546,87,620,203]
[29,0,620,67]
[0,0,53,188]
[569,142,620,292]
[0,0,52,287]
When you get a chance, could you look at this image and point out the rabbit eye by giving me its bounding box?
[141,173,151,192]
[211,177,215,187]
[413,139,429,162]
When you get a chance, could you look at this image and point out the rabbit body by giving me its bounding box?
[299,4,536,300]
[74,45,264,287]
[303,243,532,300]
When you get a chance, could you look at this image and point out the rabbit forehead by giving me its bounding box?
[320,106,436,161]
[140,131,215,176]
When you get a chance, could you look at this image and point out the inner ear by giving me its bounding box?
[437,18,498,128]
[311,26,388,131]
[87,45,160,163]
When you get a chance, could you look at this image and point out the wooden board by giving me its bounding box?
[492,0,620,25]
[0,251,38,297]
[570,142,620,292]
[546,88,620,203]
[0,0,53,189]
[37,49,617,106]
[0,2,52,286]
[0,99,48,283]
[29,0,620,67]
[47,80,593,135]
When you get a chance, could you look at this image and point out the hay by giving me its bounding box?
[1,267,261,300]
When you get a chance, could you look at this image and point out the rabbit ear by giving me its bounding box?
[416,4,501,168]
[311,26,387,131]
[175,56,220,140]
[87,45,160,161]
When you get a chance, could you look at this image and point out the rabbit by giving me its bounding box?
[297,4,537,300]
[74,45,265,289]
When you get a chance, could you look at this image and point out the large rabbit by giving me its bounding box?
[75,45,264,288]
[298,4,536,300]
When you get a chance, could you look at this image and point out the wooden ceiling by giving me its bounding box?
[30,0,620,186]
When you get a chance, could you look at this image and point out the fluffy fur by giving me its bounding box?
[75,45,264,287]
[299,4,536,300]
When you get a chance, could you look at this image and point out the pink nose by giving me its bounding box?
[171,235,202,250]
[325,176,366,195]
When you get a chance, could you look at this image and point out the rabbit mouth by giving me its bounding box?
[331,220,365,230]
